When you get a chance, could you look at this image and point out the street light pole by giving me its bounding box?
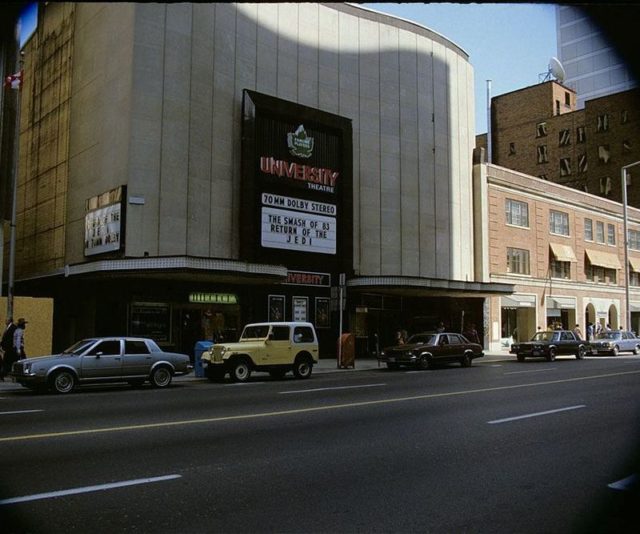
[622,161,640,332]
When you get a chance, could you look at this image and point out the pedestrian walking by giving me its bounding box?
[573,324,583,340]
[1,317,17,381]
[13,318,27,360]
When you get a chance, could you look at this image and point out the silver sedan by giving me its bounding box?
[10,337,192,394]
[589,331,640,356]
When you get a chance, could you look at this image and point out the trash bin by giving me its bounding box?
[194,341,214,378]
[337,333,355,369]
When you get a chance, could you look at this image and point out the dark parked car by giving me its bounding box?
[378,332,484,370]
[510,330,588,362]
[10,337,192,394]
[589,330,640,356]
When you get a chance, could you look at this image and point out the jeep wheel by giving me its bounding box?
[546,348,556,362]
[230,360,252,382]
[292,357,313,379]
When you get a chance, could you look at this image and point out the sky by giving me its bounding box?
[362,3,558,134]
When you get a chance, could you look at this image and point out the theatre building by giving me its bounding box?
[474,159,640,352]
[10,2,512,357]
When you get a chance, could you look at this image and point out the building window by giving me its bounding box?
[597,114,609,132]
[586,264,616,284]
[560,158,572,176]
[559,129,571,146]
[577,126,586,143]
[549,210,570,236]
[621,110,629,124]
[631,271,640,287]
[507,247,530,275]
[505,199,529,227]
[600,176,612,196]
[565,92,571,106]
[628,229,640,251]
[598,145,611,164]
[536,122,548,137]
[585,218,593,241]
[509,142,516,155]
[596,221,605,243]
[537,145,549,164]
[550,258,571,279]
[608,223,616,245]
[578,153,588,173]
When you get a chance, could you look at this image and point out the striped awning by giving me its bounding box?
[549,243,577,262]
[585,249,622,270]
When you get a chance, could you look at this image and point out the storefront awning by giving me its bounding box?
[549,243,577,262]
[501,294,536,308]
[585,249,622,270]
[547,296,576,309]
[629,257,640,273]
[630,303,640,313]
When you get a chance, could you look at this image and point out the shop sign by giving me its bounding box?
[189,293,238,305]
[84,186,124,256]
[285,270,331,287]
[261,206,336,254]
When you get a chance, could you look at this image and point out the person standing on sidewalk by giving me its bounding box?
[1,318,17,380]
[13,318,28,361]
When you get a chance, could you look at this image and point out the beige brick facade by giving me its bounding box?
[475,161,640,351]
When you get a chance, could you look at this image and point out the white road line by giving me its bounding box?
[280,383,387,395]
[504,368,556,375]
[0,474,182,506]
[0,409,44,416]
[608,474,638,491]
[488,405,586,424]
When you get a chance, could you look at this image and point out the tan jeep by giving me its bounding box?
[201,322,319,382]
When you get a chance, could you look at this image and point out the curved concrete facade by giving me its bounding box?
[65,2,476,282]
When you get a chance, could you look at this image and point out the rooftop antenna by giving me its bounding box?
[539,57,566,84]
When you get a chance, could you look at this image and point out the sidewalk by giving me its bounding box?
[0,353,512,391]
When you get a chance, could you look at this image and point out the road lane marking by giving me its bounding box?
[0,409,44,416]
[1,369,638,443]
[488,405,586,424]
[503,368,556,375]
[280,383,386,394]
[0,474,182,505]
[608,474,638,491]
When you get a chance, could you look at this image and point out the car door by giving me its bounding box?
[435,334,452,361]
[265,325,291,365]
[80,339,123,378]
[447,334,466,359]
[559,331,577,355]
[122,339,154,376]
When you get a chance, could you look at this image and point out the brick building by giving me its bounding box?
[478,81,640,208]
[474,157,640,351]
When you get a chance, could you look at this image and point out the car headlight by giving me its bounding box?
[22,362,33,375]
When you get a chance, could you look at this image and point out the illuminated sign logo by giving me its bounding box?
[287,125,314,159]
[189,293,238,305]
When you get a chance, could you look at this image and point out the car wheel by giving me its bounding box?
[460,353,472,367]
[269,369,288,380]
[417,355,430,370]
[634,345,640,355]
[292,357,313,379]
[150,366,173,388]
[230,359,252,382]
[546,348,556,362]
[517,353,525,362]
[576,346,586,360]
[50,369,76,394]
[612,345,619,357]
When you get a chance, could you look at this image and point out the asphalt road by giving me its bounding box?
[1,355,640,533]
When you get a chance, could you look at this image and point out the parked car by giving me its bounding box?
[201,321,319,382]
[510,330,588,362]
[10,337,192,394]
[378,332,484,370]
[589,330,640,356]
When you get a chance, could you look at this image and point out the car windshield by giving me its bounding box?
[407,334,435,345]
[62,339,98,355]
[240,325,270,340]
[596,332,621,340]
[531,332,557,342]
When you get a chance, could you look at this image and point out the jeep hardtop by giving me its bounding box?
[201,321,319,382]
